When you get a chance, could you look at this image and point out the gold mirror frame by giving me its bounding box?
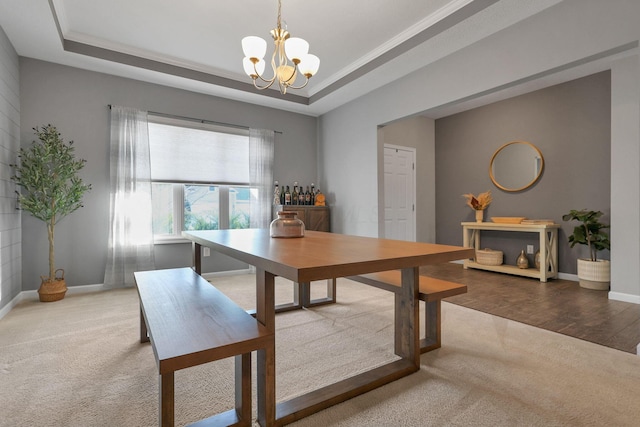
[489,140,544,192]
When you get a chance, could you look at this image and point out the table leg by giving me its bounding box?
[462,226,479,269]
[539,230,547,282]
[395,267,420,366]
[256,268,276,427]
[301,278,337,308]
[192,242,202,275]
[140,306,149,343]
[550,229,558,276]
[160,372,174,427]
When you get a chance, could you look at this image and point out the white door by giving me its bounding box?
[384,145,416,241]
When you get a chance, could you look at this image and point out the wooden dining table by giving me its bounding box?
[183,229,474,426]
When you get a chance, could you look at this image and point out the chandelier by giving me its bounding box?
[241,0,320,95]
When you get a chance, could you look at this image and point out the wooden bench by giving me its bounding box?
[347,271,467,353]
[134,267,274,427]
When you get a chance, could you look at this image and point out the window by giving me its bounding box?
[148,116,253,241]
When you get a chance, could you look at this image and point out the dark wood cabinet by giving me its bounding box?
[274,205,330,232]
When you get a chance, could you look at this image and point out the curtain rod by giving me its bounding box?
[107,105,282,134]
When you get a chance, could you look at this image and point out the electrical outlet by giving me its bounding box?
[527,245,534,254]
[203,247,211,257]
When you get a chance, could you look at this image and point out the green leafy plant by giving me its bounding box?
[562,209,610,262]
[11,125,92,282]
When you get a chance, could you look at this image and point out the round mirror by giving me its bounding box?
[489,141,544,192]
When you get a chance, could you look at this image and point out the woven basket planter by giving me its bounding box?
[38,269,67,302]
[476,248,503,266]
[577,259,610,291]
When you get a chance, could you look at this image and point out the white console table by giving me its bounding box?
[461,221,560,282]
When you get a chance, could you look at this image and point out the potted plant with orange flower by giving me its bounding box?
[462,191,492,222]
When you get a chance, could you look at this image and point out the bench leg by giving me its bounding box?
[234,353,252,426]
[140,306,150,343]
[159,372,174,427]
[301,278,337,308]
[421,300,441,353]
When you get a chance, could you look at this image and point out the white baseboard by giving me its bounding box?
[557,272,578,281]
[608,292,640,304]
[201,268,252,281]
[0,293,27,320]
[0,283,106,321]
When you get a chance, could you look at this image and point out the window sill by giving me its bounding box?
[153,235,191,245]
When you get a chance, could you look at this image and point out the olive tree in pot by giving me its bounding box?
[562,209,610,290]
[11,125,91,302]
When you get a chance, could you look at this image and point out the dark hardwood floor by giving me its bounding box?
[419,263,640,354]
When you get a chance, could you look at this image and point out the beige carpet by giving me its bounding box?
[1,274,639,426]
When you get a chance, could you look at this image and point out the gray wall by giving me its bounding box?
[610,55,640,301]
[19,58,318,290]
[435,72,611,273]
[0,26,21,310]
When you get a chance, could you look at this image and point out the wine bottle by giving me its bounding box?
[292,183,298,205]
[310,183,315,205]
[305,186,311,205]
[284,186,291,205]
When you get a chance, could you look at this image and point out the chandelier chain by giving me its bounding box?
[277,0,282,30]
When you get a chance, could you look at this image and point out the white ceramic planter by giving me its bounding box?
[577,259,610,290]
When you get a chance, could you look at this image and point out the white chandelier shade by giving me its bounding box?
[284,37,308,61]
[241,36,267,61]
[241,0,320,94]
[298,54,320,76]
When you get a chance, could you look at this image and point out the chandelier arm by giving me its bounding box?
[251,78,276,91]
[284,74,310,90]
[252,67,278,85]
[250,49,279,85]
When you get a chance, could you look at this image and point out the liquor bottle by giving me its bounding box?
[298,187,305,205]
[280,185,285,205]
[292,184,298,205]
[315,188,326,206]
[273,181,280,205]
[305,186,311,205]
[310,183,315,205]
[284,186,291,205]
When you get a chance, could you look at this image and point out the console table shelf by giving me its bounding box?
[461,221,560,282]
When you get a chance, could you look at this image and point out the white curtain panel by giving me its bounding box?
[104,106,156,288]
[249,128,275,229]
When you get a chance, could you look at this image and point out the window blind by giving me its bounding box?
[148,118,250,184]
